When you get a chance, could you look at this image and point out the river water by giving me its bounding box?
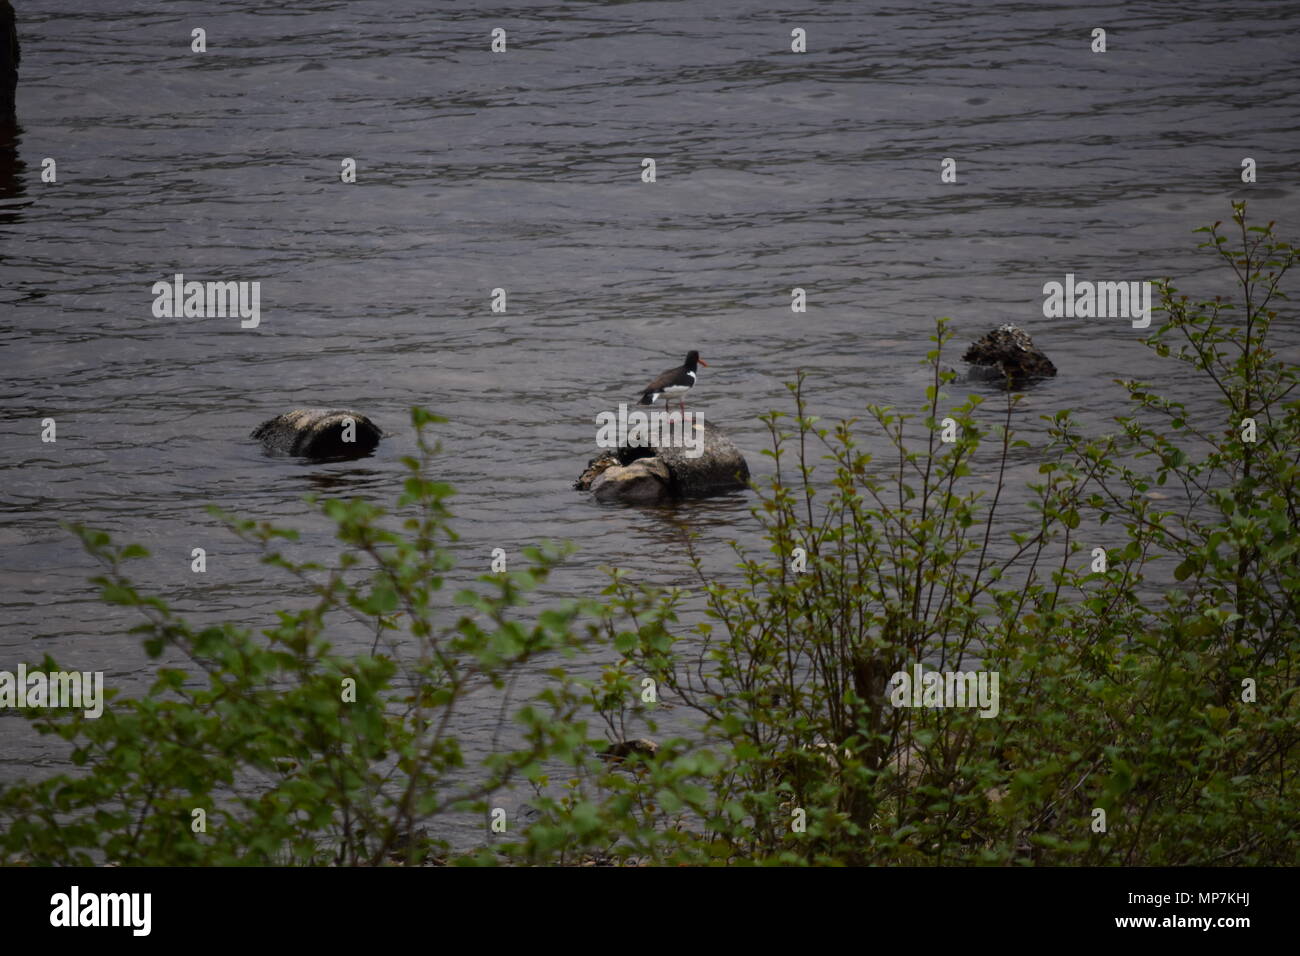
[2,1,1299,846]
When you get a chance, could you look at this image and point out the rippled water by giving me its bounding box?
[3,1,1299,827]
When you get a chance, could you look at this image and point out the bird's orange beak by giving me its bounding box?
[698,358,708,366]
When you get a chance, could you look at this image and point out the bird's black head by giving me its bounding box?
[684,350,707,369]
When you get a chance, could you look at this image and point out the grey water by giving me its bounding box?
[2,0,1299,846]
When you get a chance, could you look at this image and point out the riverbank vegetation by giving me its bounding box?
[2,204,1295,865]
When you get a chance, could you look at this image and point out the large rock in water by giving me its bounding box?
[575,420,750,504]
[962,324,1056,386]
[252,408,383,459]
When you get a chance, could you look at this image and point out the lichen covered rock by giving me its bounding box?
[573,453,620,491]
[962,324,1056,385]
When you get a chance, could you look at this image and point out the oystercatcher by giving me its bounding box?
[638,350,707,412]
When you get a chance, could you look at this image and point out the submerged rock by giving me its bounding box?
[962,324,1056,386]
[252,408,383,459]
[575,419,750,504]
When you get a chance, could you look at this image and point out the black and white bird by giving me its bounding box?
[637,350,707,412]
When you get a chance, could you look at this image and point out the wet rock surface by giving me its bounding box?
[642,420,750,498]
[573,453,620,491]
[589,456,672,504]
[575,419,749,503]
[962,324,1056,386]
[252,408,383,459]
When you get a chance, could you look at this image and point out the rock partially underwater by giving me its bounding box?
[574,419,750,504]
[584,455,673,504]
[962,324,1056,386]
[252,408,383,459]
[598,738,660,764]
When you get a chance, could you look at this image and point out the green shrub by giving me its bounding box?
[0,410,618,865]
[592,202,1298,864]
[3,205,1294,866]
